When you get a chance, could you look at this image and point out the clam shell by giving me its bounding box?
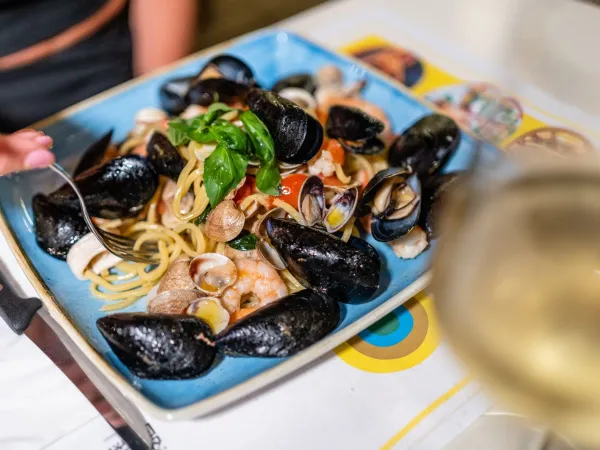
[205,200,245,242]
[187,297,230,333]
[324,187,358,233]
[147,289,203,314]
[298,175,325,226]
[189,253,238,296]
[157,257,197,294]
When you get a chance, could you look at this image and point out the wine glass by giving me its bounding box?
[433,139,600,448]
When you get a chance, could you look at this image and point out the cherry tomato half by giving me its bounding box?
[326,139,345,165]
[278,173,309,207]
[234,176,256,205]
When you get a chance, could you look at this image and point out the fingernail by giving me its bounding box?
[24,150,55,169]
[34,135,53,146]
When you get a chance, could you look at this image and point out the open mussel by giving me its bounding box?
[48,155,158,219]
[254,207,288,270]
[419,171,462,238]
[146,132,185,181]
[216,289,340,357]
[247,89,323,164]
[32,194,88,260]
[297,175,358,232]
[388,113,460,177]
[187,78,250,107]
[272,74,316,94]
[159,55,255,115]
[97,313,217,380]
[73,130,114,176]
[199,54,255,85]
[357,168,422,242]
[266,218,380,303]
[326,105,385,155]
[160,76,195,116]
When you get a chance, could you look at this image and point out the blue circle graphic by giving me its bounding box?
[358,306,414,347]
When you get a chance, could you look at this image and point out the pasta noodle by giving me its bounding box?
[272,199,302,223]
[341,217,355,242]
[79,91,386,313]
[280,268,304,294]
[334,163,352,184]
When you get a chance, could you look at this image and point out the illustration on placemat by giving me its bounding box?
[352,45,424,88]
[335,293,440,373]
[426,82,523,143]
[506,126,594,156]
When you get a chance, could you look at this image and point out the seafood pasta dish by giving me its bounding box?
[32,55,462,380]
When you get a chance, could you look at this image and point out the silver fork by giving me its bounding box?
[49,163,158,264]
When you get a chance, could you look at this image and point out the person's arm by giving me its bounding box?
[130,0,198,76]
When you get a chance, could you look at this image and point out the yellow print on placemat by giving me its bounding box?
[342,35,593,150]
[335,293,440,373]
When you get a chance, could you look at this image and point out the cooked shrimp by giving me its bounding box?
[308,149,336,177]
[317,95,394,145]
[221,258,288,314]
[390,226,428,259]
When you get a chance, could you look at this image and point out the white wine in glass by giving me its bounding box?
[433,153,600,447]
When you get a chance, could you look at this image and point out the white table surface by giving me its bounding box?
[2,0,598,449]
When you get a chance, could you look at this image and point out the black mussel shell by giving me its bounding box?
[356,167,413,217]
[266,218,380,303]
[217,289,339,357]
[247,89,323,164]
[97,313,217,380]
[272,73,316,94]
[419,172,462,237]
[159,76,195,116]
[199,54,255,85]
[146,132,185,181]
[48,155,158,219]
[388,114,460,177]
[326,105,384,141]
[73,130,114,177]
[338,136,385,155]
[371,173,422,242]
[186,78,250,107]
[32,194,88,260]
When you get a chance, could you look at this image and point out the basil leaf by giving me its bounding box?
[167,118,192,146]
[193,205,212,225]
[239,111,281,196]
[239,110,275,163]
[204,103,234,124]
[227,230,258,251]
[256,163,281,196]
[210,119,248,154]
[168,118,215,144]
[203,143,248,207]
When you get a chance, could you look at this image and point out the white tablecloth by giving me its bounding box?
[2,1,599,449]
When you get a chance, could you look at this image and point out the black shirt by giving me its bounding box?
[0,0,133,132]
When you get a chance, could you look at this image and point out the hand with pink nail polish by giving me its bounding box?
[0,129,55,176]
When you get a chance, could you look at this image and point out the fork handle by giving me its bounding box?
[0,270,42,334]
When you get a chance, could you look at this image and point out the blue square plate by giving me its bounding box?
[0,30,489,419]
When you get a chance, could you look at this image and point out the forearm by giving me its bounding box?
[130,0,198,76]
